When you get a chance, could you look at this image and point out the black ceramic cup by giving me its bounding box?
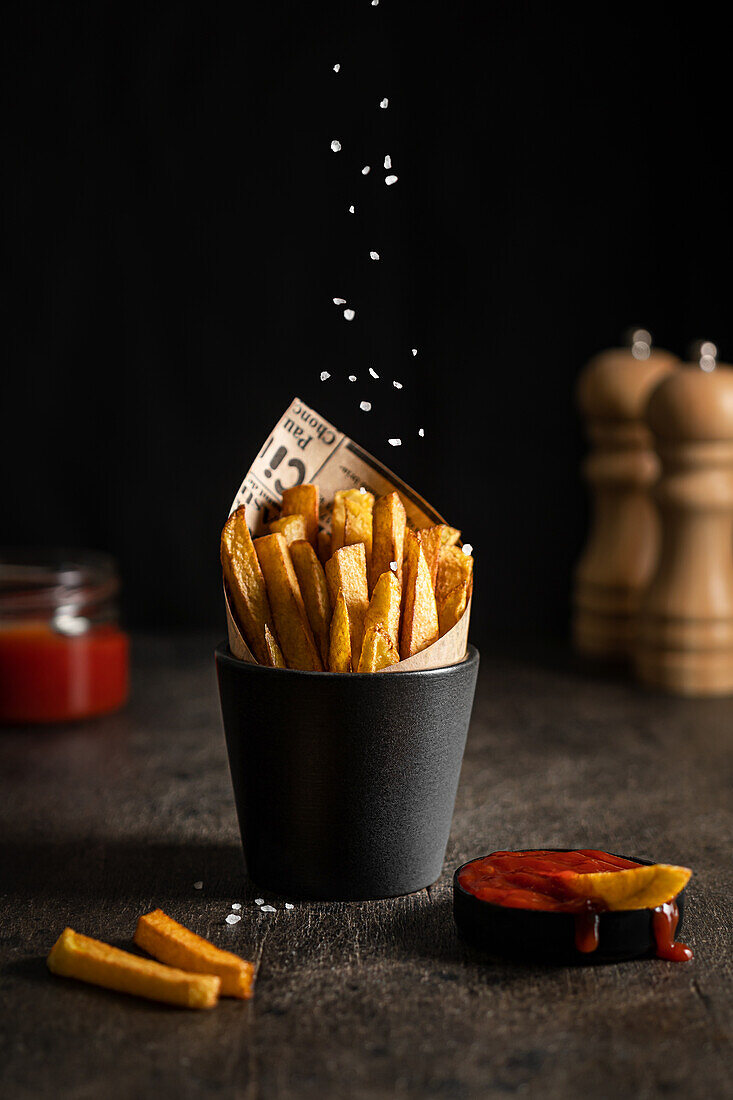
[216,643,479,901]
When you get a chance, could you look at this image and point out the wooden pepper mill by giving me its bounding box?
[573,339,678,659]
[635,357,733,695]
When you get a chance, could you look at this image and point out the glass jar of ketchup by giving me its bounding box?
[0,550,129,724]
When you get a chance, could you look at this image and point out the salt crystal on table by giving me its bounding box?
[193,881,203,890]
[349,205,355,213]
[225,914,241,925]
[333,297,346,305]
[261,905,277,913]
[418,428,425,437]
[360,401,372,412]
[333,63,340,72]
[331,140,342,152]
[369,368,379,378]
[384,155,391,169]
[285,903,295,910]
[462,544,473,555]
[388,438,402,447]
[255,898,265,905]
[393,380,402,389]
[362,166,370,176]
[231,903,242,911]
[348,375,357,382]
[343,309,355,321]
[412,348,418,356]
[385,175,398,186]
[320,371,331,381]
[370,251,380,260]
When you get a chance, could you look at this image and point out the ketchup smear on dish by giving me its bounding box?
[457,850,692,960]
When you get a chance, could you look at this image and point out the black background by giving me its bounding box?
[4,3,729,643]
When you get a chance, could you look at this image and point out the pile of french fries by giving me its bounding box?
[221,484,473,672]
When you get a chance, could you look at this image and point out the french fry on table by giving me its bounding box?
[290,539,332,664]
[264,624,286,668]
[280,483,319,548]
[47,927,220,1009]
[331,489,370,556]
[134,909,255,999]
[400,530,439,660]
[254,533,323,671]
[221,507,277,665]
[343,491,374,568]
[416,525,448,590]
[358,626,399,672]
[269,514,308,545]
[436,546,473,637]
[370,492,406,591]
[325,543,370,660]
[328,588,352,672]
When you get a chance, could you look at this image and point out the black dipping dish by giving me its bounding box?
[216,643,479,901]
[453,852,687,965]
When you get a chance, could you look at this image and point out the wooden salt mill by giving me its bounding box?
[635,353,733,695]
[573,337,678,659]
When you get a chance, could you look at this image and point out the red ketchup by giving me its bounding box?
[457,849,692,960]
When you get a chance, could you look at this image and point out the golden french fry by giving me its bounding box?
[363,571,401,651]
[436,546,473,636]
[416,526,447,590]
[371,492,406,591]
[439,526,461,548]
[343,492,375,569]
[328,588,352,672]
[134,909,255,999]
[269,514,308,545]
[221,507,277,665]
[325,543,370,660]
[317,530,331,568]
[564,864,692,911]
[47,927,220,1009]
[254,534,323,671]
[400,531,439,659]
[281,484,319,548]
[290,539,331,664]
[357,626,399,672]
[331,489,370,555]
[264,624,286,668]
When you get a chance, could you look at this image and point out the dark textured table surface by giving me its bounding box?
[1,634,731,1099]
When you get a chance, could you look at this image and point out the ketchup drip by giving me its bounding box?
[458,850,692,961]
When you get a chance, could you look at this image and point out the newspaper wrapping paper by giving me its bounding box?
[224,396,471,672]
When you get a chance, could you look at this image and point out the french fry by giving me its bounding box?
[264,624,286,668]
[331,489,370,555]
[343,491,374,569]
[281,483,319,548]
[325,543,370,660]
[400,531,439,659]
[47,927,220,1009]
[269,514,308,545]
[221,507,277,665]
[317,530,331,568]
[370,492,406,591]
[564,864,692,911]
[439,526,461,548]
[436,546,473,636]
[416,526,448,590]
[290,539,332,664]
[357,626,399,672]
[134,909,255,999]
[328,588,352,672]
[254,534,323,671]
[363,571,401,651]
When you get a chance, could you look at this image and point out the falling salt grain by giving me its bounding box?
[389,561,398,572]
[384,155,392,169]
[193,881,203,890]
[412,348,418,356]
[255,898,265,905]
[360,401,372,412]
[344,309,355,321]
[261,905,277,913]
[388,438,402,447]
[393,380,402,389]
[349,205,355,213]
[418,428,425,437]
[231,903,242,911]
[333,63,340,72]
[348,374,357,382]
[320,371,331,381]
[331,140,341,152]
[370,251,380,261]
[362,166,371,176]
[333,297,346,305]
[369,367,379,379]
[225,914,241,925]
[359,486,367,494]
[371,0,379,6]
[462,544,473,556]
[285,903,295,910]
[380,98,389,109]
[385,175,398,186]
